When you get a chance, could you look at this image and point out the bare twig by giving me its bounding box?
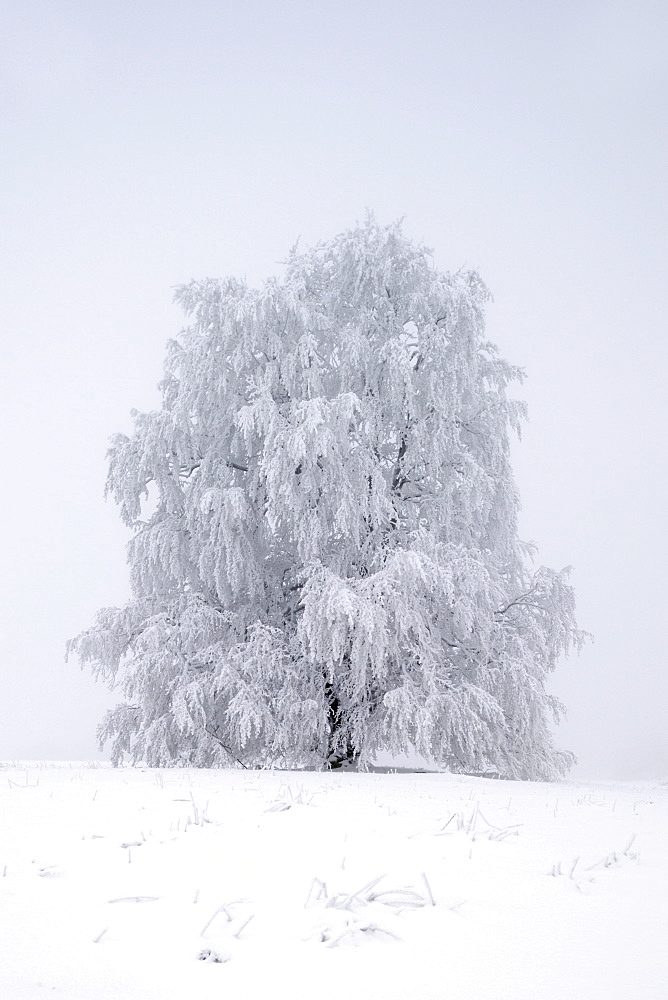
[204,727,248,769]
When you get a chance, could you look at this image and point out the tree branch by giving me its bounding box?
[205,726,248,768]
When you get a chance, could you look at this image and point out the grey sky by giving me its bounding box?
[1,1,666,777]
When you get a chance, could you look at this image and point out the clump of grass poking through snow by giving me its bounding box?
[411,804,522,842]
[196,899,255,961]
[264,783,315,812]
[549,834,640,893]
[305,874,434,947]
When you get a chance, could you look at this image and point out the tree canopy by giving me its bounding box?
[69,217,583,778]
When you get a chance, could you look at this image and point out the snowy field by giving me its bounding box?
[0,764,666,1000]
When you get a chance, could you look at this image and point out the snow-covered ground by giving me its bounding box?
[0,763,665,999]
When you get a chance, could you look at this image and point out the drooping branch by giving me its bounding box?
[204,726,248,768]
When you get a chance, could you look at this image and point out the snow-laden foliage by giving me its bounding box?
[68,217,583,777]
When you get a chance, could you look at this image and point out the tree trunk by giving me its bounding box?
[325,680,358,769]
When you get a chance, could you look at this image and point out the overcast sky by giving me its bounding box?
[1,0,666,778]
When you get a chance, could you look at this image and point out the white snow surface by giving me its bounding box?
[0,763,665,999]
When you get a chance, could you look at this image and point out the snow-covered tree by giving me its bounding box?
[68,217,583,778]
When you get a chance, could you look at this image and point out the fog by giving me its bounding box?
[1,1,666,778]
